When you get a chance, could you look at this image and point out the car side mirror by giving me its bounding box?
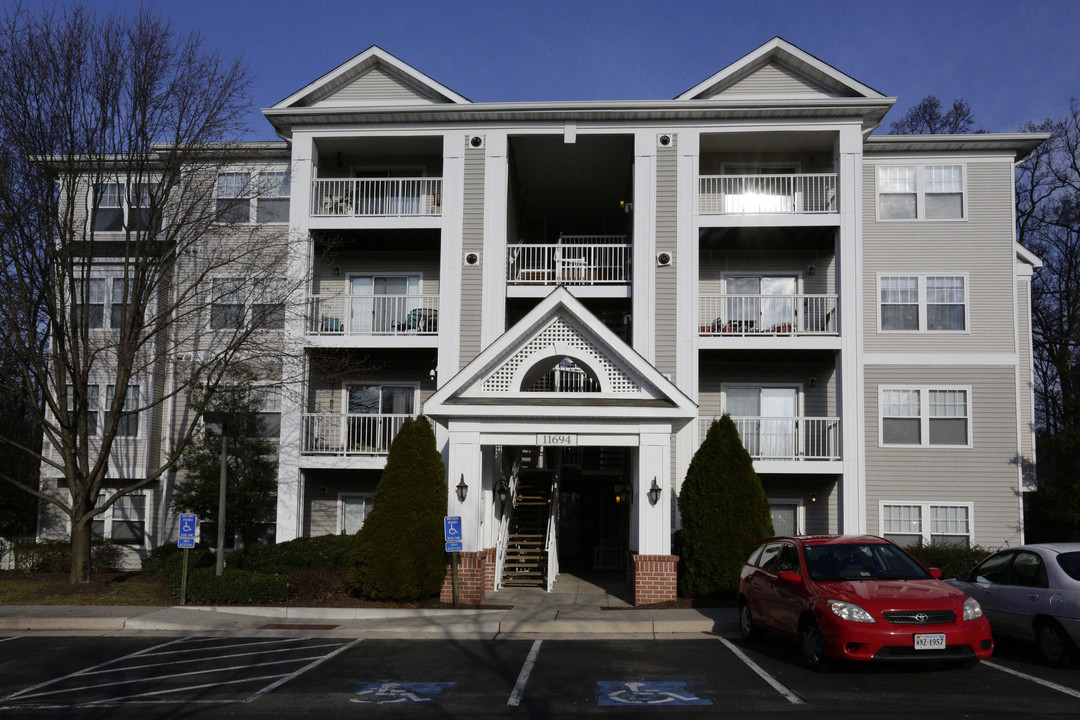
[954,571,971,582]
[777,570,803,584]
[929,567,943,579]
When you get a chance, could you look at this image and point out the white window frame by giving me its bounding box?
[768,497,805,536]
[88,179,161,234]
[877,273,969,333]
[875,163,967,221]
[338,492,373,535]
[879,385,972,448]
[214,166,291,225]
[66,382,141,439]
[208,276,287,331]
[880,501,974,547]
[340,382,421,415]
[67,490,152,550]
[249,381,282,440]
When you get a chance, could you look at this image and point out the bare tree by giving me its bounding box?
[1016,100,1080,539]
[889,95,983,135]
[0,4,300,581]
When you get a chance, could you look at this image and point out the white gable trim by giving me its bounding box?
[272,46,470,109]
[424,287,697,420]
[676,37,886,101]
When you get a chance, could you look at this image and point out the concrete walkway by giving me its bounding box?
[0,572,738,639]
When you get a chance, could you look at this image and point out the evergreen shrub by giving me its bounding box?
[349,417,447,602]
[230,534,354,573]
[904,543,993,579]
[13,539,123,573]
[678,415,773,599]
[182,567,291,605]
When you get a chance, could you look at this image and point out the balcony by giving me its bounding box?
[699,173,837,215]
[700,416,841,462]
[507,236,631,287]
[310,178,442,218]
[307,294,439,337]
[301,413,412,456]
[699,294,837,336]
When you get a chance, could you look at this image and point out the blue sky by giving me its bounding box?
[27,0,1080,139]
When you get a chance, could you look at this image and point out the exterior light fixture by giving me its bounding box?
[648,478,662,505]
[495,480,509,503]
[614,483,631,504]
[456,474,469,502]
[810,492,818,503]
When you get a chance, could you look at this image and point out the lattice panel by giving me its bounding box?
[481,317,639,393]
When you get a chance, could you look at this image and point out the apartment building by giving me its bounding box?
[44,38,1042,605]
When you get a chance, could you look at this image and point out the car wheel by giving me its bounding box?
[1036,620,1073,668]
[738,600,761,641]
[799,618,828,672]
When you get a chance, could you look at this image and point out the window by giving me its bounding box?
[250,384,281,439]
[879,274,967,332]
[216,169,291,224]
[92,182,159,232]
[67,384,100,436]
[89,493,147,546]
[340,493,372,535]
[74,275,140,331]
[880,387,970,447]
[210,277,286,330]
[876,164,965,220]
[882,502,972,547]
[106,384,140,437]
[344,384,416,453]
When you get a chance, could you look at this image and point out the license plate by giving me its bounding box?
[914,633,946,650]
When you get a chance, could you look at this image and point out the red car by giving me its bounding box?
[738,535,993,670]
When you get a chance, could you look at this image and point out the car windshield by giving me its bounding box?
[1057,552,1080,582]
[803,543,932,582]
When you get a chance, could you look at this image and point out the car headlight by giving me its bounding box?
[962,596,983,621]
[828,600,876,623]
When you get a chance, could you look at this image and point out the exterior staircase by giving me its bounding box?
[501,468,555,587]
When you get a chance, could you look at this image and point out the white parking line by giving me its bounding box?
[983,660,1080,700]
[0,637,18,644]
[507,639,542,707]
[243,638,361,702]
[716,637,804,705]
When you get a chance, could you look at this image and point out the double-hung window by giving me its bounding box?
[340,493,373,535]
[106,384,140,437]
[882,502,972,547]
[880,386,970,447]
[92,182,159,232]
[250,384,282,439]
[67,383,100,436]
[879,274,967,332]
[74,274,140,331]
[90,493,148,545]
[216,168,291,224]
[210,277,286,330]
[876,164,965,220]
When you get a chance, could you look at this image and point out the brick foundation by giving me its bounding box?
[483,547,496,591]
[631,553,678,606]
[440,551,487,605]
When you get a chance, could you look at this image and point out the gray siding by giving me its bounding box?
[862,160,1018,354]
[312,252,441,296]
[864,365,1021,548]
[702,61,843,99]
[314,68,441,106]
[302,469,382,536]
[655,138,678,378]
[1017,279,1035,480]
[459,143,486,366]
[698,357,837,418]
[699,245,836,295]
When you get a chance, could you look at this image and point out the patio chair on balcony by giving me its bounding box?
[395,308,438,333]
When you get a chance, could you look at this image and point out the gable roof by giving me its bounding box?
[424,287,697,421]
[677,37,886,102]
[271,46,470,110]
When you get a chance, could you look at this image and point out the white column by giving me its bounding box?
[634,428,673,555]
[275,132,315,542]
[674,131,701,519]
[446,425,483,551]
[482,132,508,347]
[632,133,656,360]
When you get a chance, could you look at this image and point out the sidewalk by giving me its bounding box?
[0,573,739,639]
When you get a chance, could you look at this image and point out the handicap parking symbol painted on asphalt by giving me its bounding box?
[351,681,454,704]
[597,681,711,706]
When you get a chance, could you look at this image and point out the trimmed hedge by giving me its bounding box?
[12,539,124,573]
[905,543,993,579]
[182,567,291,605]
[229,534,354,573]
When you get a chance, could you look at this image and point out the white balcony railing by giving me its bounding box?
[699,294,837,335]
[700,416,841,461]
[307,294,439,336]
[310,178,442,217]
[507,236,631,285]
[699,173,837,215]
[301,413,413,455]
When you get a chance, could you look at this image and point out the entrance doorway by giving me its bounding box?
[554,448,630,572]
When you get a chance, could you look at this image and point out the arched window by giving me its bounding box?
[523,356,600,392]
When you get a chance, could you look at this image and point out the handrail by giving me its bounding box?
[307,293,439,335]
[506,241,631,285]
[699,293,837,335]
[494,451,522,590]
[699,416,841,460]
[300,413,413,455]
[310,177,442,217]
[698,173,837,214]
[545,462,560,592]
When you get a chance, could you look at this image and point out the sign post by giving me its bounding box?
[444,516,463,608]
[178,514,197,605]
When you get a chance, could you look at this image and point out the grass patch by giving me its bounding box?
[0,572,174,606]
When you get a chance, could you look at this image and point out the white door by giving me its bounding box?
[726,386,798,459]
[349,275,418,334]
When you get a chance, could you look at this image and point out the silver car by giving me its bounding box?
[948,543,1080,666]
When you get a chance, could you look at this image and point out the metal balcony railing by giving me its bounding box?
[307,294,439,335]
[301,413,413,455]
[700,416,841,461]
[699,294,837,335]
[507,236,631,285]
[699,173,838,215]
[310,178,442,217]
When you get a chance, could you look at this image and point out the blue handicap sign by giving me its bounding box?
[178,513,197,539]
[351,682,454,704]
[178,537,195,549]
[597,681,711,706]
[445,541,463,552]
[443,516,462,542]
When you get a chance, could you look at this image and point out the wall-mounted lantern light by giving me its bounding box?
[648,478,662,505]
[495,479,509,504]
[456,474,469,503]
[614,483,632,504]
